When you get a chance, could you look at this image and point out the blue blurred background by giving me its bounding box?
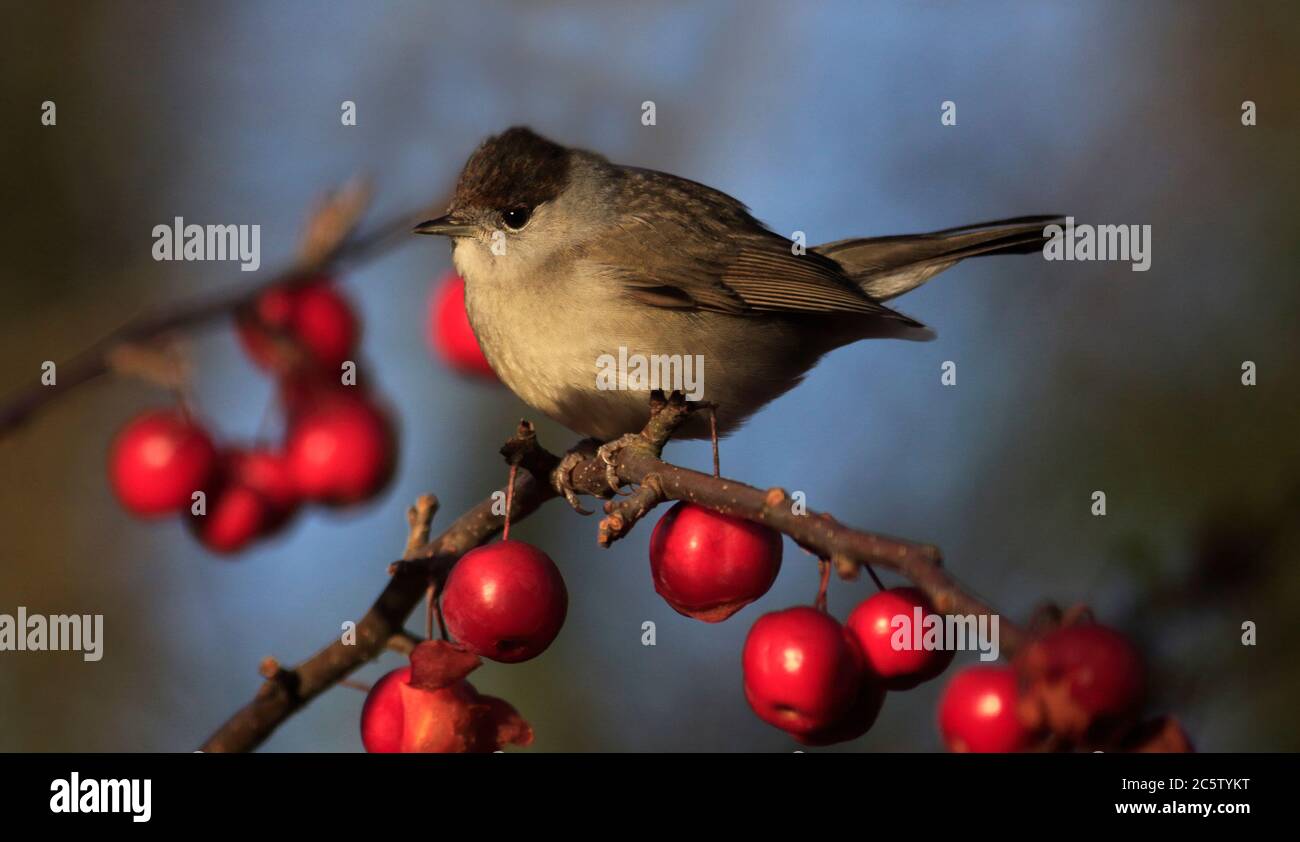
[1,0,1297,751]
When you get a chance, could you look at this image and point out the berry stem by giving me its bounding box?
[815,557,831,612]
[425,580,435,640]
[708,405,720,478]
[864,562,886,592]
[435,597,448,641]
[424,579,448,642]
[502,463,518,541]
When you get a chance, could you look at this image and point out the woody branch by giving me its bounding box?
[0,181,441,437]
[202,392,1022,753]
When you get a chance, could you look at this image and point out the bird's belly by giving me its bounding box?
[459,276,636,437]
[460,264,824,440]
[487,331,643,440]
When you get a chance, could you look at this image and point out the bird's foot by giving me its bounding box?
[552,439,601,514]
[597,433,653,495]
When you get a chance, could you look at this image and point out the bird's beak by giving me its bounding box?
[413,215,478,237]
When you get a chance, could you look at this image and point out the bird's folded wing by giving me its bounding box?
[595,225,922,325]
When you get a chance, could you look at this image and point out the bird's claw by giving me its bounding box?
[597,433,647,495]
[552,449,593,515]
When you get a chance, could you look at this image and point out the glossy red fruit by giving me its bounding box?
[847,587,955,690]
[742,606,865,737]
[441,540,568,663]
[108,409,218,517]
[292,282,360,367]
[649,502,783,622]
[397,680,517,753]
[429,273,496,380]
[285,395,395,505]
[360,665,532,753]
[1017,623,1145,741]
[795,679,887,746]
[238,279,359,371]
[938,665,1030,753]
[360,666,411,753]
[224,449,300,532]
[187,481,269,554]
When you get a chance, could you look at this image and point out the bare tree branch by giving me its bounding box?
[201,398,1022,753]
[0,196,439,438]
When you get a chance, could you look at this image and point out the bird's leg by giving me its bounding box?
[596,390,707,493]
[554,391,698,506]
[705,402,720,478]
[596,433,655,494]
[552,438,601,514]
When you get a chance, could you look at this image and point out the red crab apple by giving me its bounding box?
[360,666,411,753]
[429,273,496,380]
[1016,623,1145,742]
[440,540,568,663]
[794,679,887,746]
[649,501,783,622]
[938,665,1030,753]
[186,481,269,554]
[360,642,532,753]
[846,587,955,690]
[238,278,359,371]
[108,409,218,517]
[742,606,865,737]
[285,394,395,505]
[223,448,300,532]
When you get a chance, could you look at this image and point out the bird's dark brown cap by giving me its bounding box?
[452,126,571,213]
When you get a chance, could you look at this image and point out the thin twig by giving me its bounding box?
[597,473,666,547]
[385,630,422,656]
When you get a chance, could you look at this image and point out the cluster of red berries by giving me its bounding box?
[644,499,1180,752]
[939,621,1186,752]
[359,496,955,751]
[650,499,953,745]
[107,278,396,554]
[358,487,1182,751]
[363,499,775,752]
[743,589,953,744]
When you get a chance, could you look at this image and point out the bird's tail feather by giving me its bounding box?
[816,215,1063,302]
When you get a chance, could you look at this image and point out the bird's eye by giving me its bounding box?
[501,207,532,230]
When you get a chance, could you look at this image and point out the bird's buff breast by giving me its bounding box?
[456,252,653,439]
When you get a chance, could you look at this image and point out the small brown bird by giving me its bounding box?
[417,127,1057,447]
